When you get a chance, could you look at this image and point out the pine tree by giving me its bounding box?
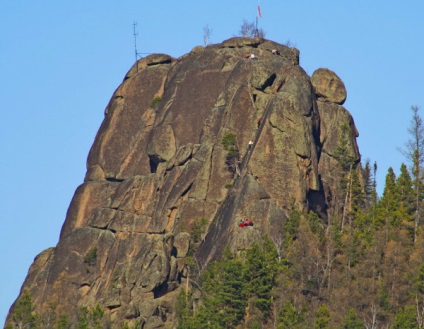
[217,257,247,327]
[314,304,331,329]
[397,163,415,237]
[221,132,240,174]
[376,167,399,227]
[277,301,306,329]
[401,105,424,243]
[416,262,424,296]
[8,289,40,329]
[199,248,247,328]
[284,208,301,247]
[348,169,366,230]
[363,159,376,209]
[391,305,417,329]
[335,123,356,171]
[244,240,277,319]
[244,243,267,315]
[342,309,363,329]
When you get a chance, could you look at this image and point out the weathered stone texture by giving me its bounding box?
[7,37,360,328]
[311,67,347,104]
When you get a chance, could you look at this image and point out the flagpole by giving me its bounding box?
[256,1,262,37]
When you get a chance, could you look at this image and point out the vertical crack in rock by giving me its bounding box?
[7,37,361,329]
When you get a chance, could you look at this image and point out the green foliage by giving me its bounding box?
[244,237,279,319]
[84,247,98,266]
[176,288,193,329]
[8,289,40,329]
[335,123,356,171]
[77,305,104,329]
[314,304,331,329]
[349,169,365,217]
[194,250,247,328]
[120,320,142,329]
[217,257,247,326]
[175,159,424,329]
[342,309,363,329]
[307,211,324,237]
[190,217,208,244]
[283,208,301,246]
[277,301,306,329]
[362,159,376,208]
[14,155,424,329]
[391,305,417,329]
[221,132,237,151]
[416,262,424,294]
[376,167,399,228]
[149,95,162,109]
[56,314,69,329]
[378,282,390,311]
[178,242,280,328]
[221,132,240,173]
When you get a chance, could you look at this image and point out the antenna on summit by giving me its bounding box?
[133,21,141,61]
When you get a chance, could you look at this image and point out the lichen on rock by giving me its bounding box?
[7,37,361,329]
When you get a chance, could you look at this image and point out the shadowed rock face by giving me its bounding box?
[7,37,360,328]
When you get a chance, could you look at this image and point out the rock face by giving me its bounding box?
[6,37,360,328]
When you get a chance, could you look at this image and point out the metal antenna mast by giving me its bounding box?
[133,21,141,61]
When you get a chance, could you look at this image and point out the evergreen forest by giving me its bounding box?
[7,106,424,329]
[176,106,424,329]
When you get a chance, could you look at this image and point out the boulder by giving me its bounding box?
[311,68,347,104]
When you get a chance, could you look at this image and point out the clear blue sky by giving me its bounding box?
[1,0,423,324]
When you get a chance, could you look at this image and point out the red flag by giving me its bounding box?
[258,5,262,18]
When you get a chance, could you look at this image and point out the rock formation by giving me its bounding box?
[6,37,360,328]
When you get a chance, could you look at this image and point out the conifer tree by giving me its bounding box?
[277,301,306,329]
[362,159,378,211]
[200,248,246,328]
[333,123,357,230]
[284,208,301,247]
[348,169,366,229]
[401,105,424,243]
[8,289,40,329]
[176,288,192,329]
[416,263,424,295]
[391,305,417,329]
[314,304,331,329]
[342,309,363,329]
[245,242,274,318]
[376,167,399,227]
[216,257,246,327]
[396,163,415,236]
[221,132,240,175]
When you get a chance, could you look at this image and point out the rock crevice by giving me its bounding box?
[7,37,361,329]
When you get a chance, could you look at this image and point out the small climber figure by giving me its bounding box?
[245,219,253,226]
[271,49,280,55]
[257,117,262,129]
[249,53,257,59]
[238,219,245,227]
[248,139,253,150]
[244,53,250,59]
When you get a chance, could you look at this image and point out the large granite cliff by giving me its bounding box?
[6,37,360,328]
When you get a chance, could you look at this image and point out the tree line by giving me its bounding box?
[7,106,424,328]
[176,106,424,328]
